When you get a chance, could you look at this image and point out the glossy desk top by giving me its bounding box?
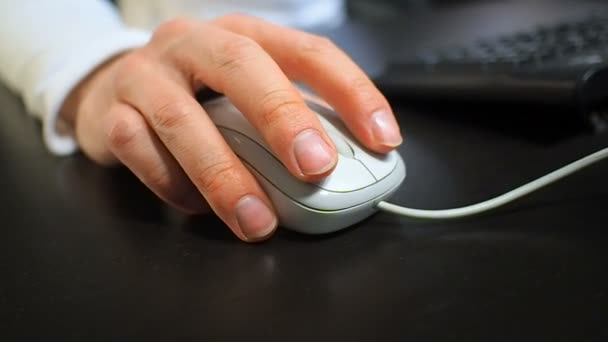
[1,84,607,341]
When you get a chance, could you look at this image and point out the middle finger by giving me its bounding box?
[154,21,339,181]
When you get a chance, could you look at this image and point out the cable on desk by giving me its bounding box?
[376,147,608,220]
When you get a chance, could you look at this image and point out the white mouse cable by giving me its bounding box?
[376,147,608,220]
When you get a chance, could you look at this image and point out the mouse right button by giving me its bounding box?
[353,149,399,180]
[315,155,376,192]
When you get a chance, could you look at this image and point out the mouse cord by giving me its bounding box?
[376,147,608,220]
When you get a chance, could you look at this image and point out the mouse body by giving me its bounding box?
[202,96,406,234]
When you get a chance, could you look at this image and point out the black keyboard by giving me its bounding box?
[374,11,608,129]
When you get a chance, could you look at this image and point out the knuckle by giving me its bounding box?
[348,75,376,97]
[113,52,152,92]
[258,89,303,127]
[347,75,384,107]
[195,158,239,195]
[299,35,337,56]
[214,36,260,73]
[145,167,174,193]
[150,100,193,133]
[117,52,150,72]
[105,113,146,150]
[153,17,197,41]
[145,167,199,210]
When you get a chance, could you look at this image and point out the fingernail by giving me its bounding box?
[293,129,336,176]
[235,195,277,241]
[371,111,403,148]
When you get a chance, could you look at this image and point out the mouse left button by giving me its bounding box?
[318,115,355,158]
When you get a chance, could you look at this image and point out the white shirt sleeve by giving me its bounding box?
[0,1,151,155]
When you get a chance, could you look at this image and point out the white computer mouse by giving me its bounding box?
[202,95,406,234]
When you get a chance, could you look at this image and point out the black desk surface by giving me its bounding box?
[1,82,607,341]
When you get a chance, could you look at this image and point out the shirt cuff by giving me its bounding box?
[42,28,151,155]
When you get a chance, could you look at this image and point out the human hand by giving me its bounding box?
[60,14,403,242]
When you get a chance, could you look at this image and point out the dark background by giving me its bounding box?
[2,0,608,340]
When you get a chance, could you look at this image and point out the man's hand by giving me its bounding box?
[60,14,403,242]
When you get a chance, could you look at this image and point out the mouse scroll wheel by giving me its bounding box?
[326,129,355,158]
